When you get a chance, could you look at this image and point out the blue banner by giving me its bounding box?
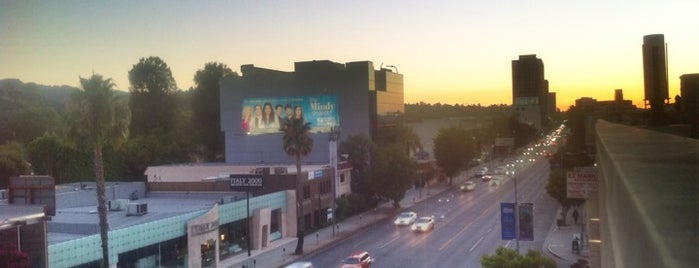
[501,203,516,240]
[241,95,339,135]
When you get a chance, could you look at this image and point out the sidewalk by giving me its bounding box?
[543,207,590,268]
[220,180,454,268]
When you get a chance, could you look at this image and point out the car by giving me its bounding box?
[460,181,476,191]
[481,175,493,182]
[410,217,435,232]
[341,251,373,268]
[394,211,418,226]
[474,167,488,178]
[284,261,314,268]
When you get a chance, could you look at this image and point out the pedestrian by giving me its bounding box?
[572,237,580,255]
[572,209,579,225]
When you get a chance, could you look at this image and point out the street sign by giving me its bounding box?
[230,174,264,189]
[566,168,598,198]
[501,203,516,240]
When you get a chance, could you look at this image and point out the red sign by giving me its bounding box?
[566,169,598,198]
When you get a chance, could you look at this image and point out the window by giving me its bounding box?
[303,186,311,199]
[340,173,346,183]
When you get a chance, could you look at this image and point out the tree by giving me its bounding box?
[546,169,584,223]
[366,144,418,208]
[339,134,376,193]
[192,62,236,161]
[374,123,423,156]
[0,141,29,188]
[481,246,556,268]
[281,117,313,255]
[66,74,130,267]
[128,56,178,137]
[433,126,475,185]
[27,132,63,180]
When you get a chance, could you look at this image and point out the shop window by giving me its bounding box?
[303,186,310,199]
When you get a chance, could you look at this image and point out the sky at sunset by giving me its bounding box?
[2,1,697,110]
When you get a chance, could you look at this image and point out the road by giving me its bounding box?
[299,156,557,267]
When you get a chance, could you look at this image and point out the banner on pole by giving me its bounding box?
[501,203,516,240]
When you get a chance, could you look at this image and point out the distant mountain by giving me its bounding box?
[0,78,79,113]
[0,79,82,144]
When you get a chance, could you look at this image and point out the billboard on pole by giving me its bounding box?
[518,203,534,241]
[501,203,516,240]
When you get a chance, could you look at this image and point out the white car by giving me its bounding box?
[394,211,417,226]
[410,217,435,232]
[460,181,476,191]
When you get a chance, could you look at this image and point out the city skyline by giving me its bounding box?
[2,1,698,110]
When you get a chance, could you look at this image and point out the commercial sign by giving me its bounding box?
[190,220,219,236]
[518,203,534,241]
[501,203,516,240]
[240,95,339,135]
[230,174,264,189]
[566,168,598,198]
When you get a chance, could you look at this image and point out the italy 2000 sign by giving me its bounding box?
[230,174,264,190]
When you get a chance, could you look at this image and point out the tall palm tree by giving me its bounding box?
[66,74,130,267]
[281,118,313,255]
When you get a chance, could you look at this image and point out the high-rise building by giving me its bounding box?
[642,34,670,125]
[680,73,699,138]
[512,54,549,129]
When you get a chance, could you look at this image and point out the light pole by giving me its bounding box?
[328,126,341,237]
[514,173,519,253]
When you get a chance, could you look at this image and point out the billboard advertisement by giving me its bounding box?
[501,203,516,240]
[240,95,339,135]
[518,203,534,241]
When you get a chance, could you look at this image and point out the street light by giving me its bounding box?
[328,126,341,237]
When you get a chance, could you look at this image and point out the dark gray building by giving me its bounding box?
[512,54,550,129]
[680,73,699,138]
[219,60,404,164]
[642,34,670,125]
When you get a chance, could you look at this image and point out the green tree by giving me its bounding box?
[433,125,476,185]
[481,246,556,268]
[192,62,236,161]
[339,134,376,193]
[374,123,423,156]
[281,117,313,255]
[27,132,63,180]
[0,141,29,188]
[128,56,178,137]
[366,144,418,208]
[66,74,130,267]
[546,169,584,223]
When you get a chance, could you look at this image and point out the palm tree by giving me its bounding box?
[281,117,313,255]
[66,74,130,267]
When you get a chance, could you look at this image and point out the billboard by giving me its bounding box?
[241,95,339,135]
[501,203,516,240]
[566,168,598,199]
[518,203,534,241]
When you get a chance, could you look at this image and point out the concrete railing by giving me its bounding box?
[593,120,698,268]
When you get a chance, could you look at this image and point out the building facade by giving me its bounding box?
[642,34,670,125]
[512,54,550,129]
[219,60,404,165]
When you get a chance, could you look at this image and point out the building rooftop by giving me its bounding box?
[47,185,239,244]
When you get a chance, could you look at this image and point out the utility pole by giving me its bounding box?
[328,126,340,237]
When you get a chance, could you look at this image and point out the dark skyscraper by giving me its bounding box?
[512,54,549,129]
[680,73,699,138]
[642,34,669,125]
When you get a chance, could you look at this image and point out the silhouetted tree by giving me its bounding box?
[0,141,29,188]
[66,74,130,267]
[128,56,178,137]
[433,126,475,185]
[339,134,376,193]
[192,62,236,161]
[366,144,418,208]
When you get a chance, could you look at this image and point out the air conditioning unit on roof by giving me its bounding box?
[126,202,147,216]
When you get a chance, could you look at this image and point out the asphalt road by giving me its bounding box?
[298,157,557,268]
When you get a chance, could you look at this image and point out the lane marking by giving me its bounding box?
[469,236,485,252]
[379,236,400,249]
